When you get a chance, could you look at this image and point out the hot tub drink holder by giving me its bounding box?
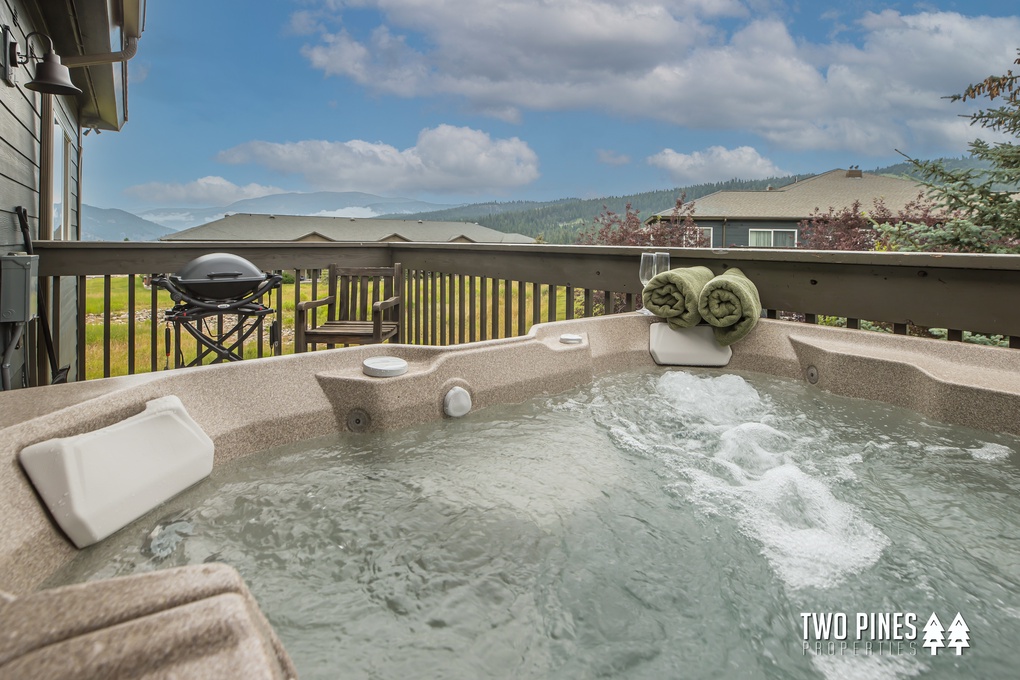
[151,254,283,368]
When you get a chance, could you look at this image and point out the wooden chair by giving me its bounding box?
[294,263,402,352]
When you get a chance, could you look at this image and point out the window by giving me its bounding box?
[52,122,68,239]
[52,121,70,239]
[678,226,713,247]
[748,229,797,248]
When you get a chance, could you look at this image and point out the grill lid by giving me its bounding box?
[169,253,270,300]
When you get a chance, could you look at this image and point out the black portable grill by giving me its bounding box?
[151,253,283,368]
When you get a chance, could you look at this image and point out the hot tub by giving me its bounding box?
[1,314,1018,678]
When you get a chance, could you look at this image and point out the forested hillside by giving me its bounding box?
[384,175,812,243]
[381,158,990,244]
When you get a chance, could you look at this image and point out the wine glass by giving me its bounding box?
[639,253,657,314]
[639,252,657,287]
[654,252,670,275]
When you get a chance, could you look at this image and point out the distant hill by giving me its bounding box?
[81,205,174,242]
[869,156,997,183]
[136,191,461,231]
[381,175,815,243]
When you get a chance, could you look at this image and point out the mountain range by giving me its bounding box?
[81,205,177,242]
[82,191,460,242]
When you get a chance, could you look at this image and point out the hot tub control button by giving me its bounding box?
[363,356,408,377]
[559,333,583,345]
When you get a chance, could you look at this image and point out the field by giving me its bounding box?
[81,275,583,380]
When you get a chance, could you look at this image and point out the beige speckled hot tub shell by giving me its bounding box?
[1,314,1017,678]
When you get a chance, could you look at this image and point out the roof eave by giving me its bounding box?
[40,0,145,131]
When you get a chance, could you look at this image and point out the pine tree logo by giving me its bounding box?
[922,612,945,655]
[946,613,970,655]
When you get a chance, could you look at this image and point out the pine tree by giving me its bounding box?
[887,50,1020,253]
[922,612,946,655]
[946,612,970,655]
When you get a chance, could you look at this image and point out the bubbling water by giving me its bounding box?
[626,371,892,591]
[47,368,1020,680]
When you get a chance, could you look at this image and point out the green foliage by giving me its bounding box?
[891,50,1020,253]
[281,271,296,284]
[575,198,707,247]
[924,328,1009,347]
[815,315,1006,347]
[798,191,945,252]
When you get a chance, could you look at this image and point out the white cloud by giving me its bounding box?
[130,61,150,84]
[647,145,786,183]
[295,2,1020,158]
[217,125,539,194]
[137,211,208,225]
[310,207,380,218]
[124,176,284,206]
[597,149,631,166]
[287,10,323,36]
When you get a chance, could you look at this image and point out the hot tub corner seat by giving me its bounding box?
[0,563,297,679]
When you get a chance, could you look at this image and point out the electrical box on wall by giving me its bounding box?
[1,253,39,323]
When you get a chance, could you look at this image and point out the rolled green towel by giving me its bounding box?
[642,266,714,329]
[697,268,761,346]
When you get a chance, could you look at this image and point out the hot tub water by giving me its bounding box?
[48,369,1020,680]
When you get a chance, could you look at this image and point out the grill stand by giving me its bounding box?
[151,264,283,369]
[165,303,276,368]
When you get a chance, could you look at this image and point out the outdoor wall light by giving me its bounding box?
[2,25,82,96]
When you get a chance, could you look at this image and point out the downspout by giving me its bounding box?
[61,36,139,68]
[1,323,26,391]
[36,97,54,386]
[76,122,84,380]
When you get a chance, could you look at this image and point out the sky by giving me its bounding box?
[82,0,1020,212]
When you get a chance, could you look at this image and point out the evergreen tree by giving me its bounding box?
[885,50,1020,253]
[946,613,970,655]
[922,612,946,655]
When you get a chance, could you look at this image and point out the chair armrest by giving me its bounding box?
[372,296,401,341]
[372,296,400,313]
[296,296,335,313]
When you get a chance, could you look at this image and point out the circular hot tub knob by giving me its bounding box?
[444,386,472,418]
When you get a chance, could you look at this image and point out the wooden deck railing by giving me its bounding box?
[26,241,1020,384]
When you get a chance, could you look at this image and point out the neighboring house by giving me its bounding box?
[648,169,927,247]
[0,0,145,388]
[161,213,536,244]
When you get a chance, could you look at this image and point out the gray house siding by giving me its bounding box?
[1,0,82,387]
[686,218,802,248]
[718,219,800,248]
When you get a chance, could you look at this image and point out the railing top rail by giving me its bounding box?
[32,241,394,276]
[32,240,1020,276]
[388,242,1020,271]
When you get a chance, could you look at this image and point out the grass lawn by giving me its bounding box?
[82,275,589,380]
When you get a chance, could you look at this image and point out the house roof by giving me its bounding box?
[651,169,926,221]
[161,213,535,244]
